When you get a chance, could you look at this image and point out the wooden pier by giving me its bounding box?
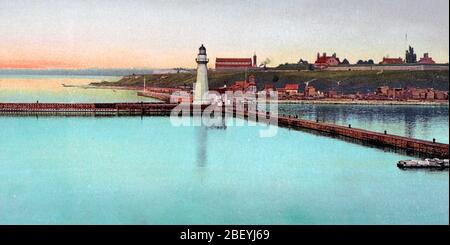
[0,102,177,114]
[274,113,449,158]
[1,102,448,158]
[137,91,171,102]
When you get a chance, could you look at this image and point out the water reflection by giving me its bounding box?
[404,117,415,139]
[277,104,449,143]
[196,125,208,167]
[194,117,227,167]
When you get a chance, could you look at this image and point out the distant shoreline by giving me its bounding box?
[67,84,141,91]
[83,81,450,106]
[86,85,449,106]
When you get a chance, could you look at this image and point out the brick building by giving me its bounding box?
[226,74,257,93]
[284,84,299,95]
[380,57,404,65]
[418,53,436,64]
[215,54,257,70]
[314,52,340,69]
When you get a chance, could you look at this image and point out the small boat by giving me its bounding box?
[208,125,227,130]
[397,158,449,169]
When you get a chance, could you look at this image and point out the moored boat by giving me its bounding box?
[397,158,449,169]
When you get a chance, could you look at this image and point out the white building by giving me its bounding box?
[193,44,210,104]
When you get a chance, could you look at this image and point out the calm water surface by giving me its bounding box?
[0,116,448,224]
[1,75,448,142]
[0,76,448,224]
[0,75,157,103]
[277,103,449,143]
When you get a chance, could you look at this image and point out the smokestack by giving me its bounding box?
[253,53,257,67]
[323,52,327,57]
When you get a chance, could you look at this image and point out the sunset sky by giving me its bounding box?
[0,0,448,69]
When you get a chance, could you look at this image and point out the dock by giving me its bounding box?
[0,102,177,115]
[397,158,449,169]
[1,102,448,158]
[273,113,449,158]
[137,91,171,102]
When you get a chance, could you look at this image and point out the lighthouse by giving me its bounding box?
[193,44,210,105]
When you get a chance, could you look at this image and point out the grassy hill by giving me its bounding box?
[92,70,449,94]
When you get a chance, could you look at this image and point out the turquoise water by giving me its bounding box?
[0,75,157,103]
[278,104,449,143]
[0,116,448,224]
[1,76,447,142]
[0,76,448,224]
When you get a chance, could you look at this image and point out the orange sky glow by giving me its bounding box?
[0,0,448,69]
[0,60,77,69]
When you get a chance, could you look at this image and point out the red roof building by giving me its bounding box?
[227,75,257,93]
[228,81,256,92]
[418,53,436,64]
[380,57,404,65]
[284,84,299,94]
[215,55,257,70]
[314,52,340,69]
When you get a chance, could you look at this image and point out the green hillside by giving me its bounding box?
[92,70,449,94]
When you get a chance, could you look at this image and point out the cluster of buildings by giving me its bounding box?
[144,45,448,105]
[222,74,257,93]
[373,86,448,100]
[314,53,341,69]
[207,72,449,102]
[315,45,437,69]
[212,74,258,94]
[207,44,446,72]
[261,83,328,100]
[270,85,448,101]
[209,75,324,100]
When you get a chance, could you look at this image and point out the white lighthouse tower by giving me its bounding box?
[193,44,210,105]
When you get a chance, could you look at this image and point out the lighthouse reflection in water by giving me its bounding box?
[194,116,227,167]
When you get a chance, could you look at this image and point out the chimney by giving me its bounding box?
[253,53,257,67]
[323,52,327,57]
